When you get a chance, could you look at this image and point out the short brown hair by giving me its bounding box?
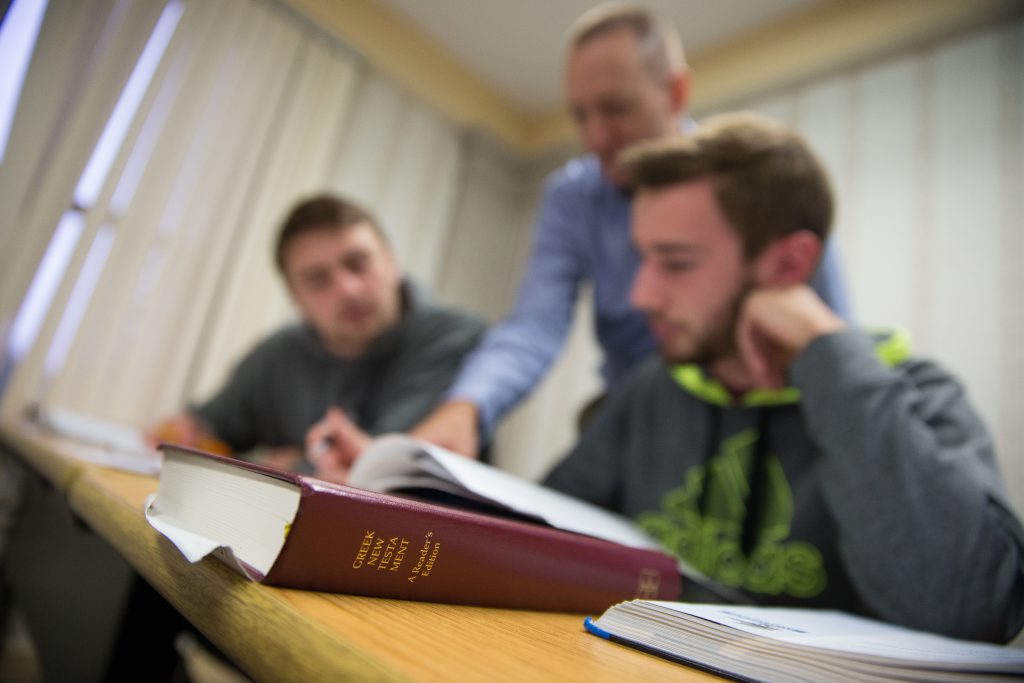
[620,112,833,258]
[567,2,685,83]
[274,194,389,273]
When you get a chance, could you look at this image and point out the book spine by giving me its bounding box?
[263,480,681,612]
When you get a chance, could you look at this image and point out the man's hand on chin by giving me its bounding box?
[736,285,846,389]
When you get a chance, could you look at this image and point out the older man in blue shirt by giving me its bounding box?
[413,3,850,457]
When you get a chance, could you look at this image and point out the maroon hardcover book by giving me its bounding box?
[146,444,682,612]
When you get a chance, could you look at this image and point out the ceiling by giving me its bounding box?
[286,0,1018,150]
[377,0,827,115]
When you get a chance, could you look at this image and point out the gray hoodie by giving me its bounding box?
[192,281,485,454]
[544,329,1024,643]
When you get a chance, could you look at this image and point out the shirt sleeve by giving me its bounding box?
[447,174,587,437]
[791,330,1024,642]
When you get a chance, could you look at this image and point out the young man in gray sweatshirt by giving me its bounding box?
[543,112,1024,644]
[150,194,484,475]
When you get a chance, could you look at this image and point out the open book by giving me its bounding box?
[584,601,1024,682]
[351,435,662,549]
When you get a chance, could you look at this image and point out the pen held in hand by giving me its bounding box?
[308,435,337,463]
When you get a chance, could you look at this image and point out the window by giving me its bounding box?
[0,0,48,163]
[4,0,183,384]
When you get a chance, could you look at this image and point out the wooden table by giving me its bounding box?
[2,422,718,682]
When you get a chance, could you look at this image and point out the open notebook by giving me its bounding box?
[29,404,161,475]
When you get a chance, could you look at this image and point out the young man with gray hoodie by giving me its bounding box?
[543,112,1024,644]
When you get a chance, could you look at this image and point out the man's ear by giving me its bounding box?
[668,68,691,116]
[752,230,823,287]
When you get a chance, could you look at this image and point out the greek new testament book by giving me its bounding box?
[584,600,1024,682]
[144,436,710,612]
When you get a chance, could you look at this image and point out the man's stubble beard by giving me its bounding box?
[658,277,754,367]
